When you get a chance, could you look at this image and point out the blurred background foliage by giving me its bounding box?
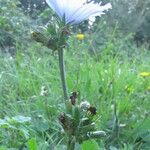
[0,0,150,54]
[0,0,32,54]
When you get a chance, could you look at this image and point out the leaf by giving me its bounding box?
[27,138,37,150]
[82,140,100,150]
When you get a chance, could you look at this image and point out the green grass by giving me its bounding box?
[0,36,150,149]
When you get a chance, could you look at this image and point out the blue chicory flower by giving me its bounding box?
[46,0,112,24]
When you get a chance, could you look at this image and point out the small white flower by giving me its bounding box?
[40,86,48,96]
[80,101,90,110]
[46,0,112,24]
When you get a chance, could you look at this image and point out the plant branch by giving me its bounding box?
[67,137,76,150]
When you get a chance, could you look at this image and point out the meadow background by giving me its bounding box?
[0,0,150,149]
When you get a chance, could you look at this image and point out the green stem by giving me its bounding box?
[67,137,75,150]
[58,48,68,100]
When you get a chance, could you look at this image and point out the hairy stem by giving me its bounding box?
[58,48,68,100]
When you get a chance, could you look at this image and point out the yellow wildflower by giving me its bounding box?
[76,34,85,40]
[140,72,150,77]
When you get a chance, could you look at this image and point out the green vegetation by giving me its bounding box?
[0,0,150,149]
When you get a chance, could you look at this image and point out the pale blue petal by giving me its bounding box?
[46,0,112,25]
[69,3,100,23]
[46,0,63,17]
[71,3,112,24]
[65,1,84,23]
[57,0,68,17]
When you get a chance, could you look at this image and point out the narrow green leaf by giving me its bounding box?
[28,138,37,150]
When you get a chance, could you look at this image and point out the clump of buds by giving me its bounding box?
[58,92,106,145]
[31,21,70,51]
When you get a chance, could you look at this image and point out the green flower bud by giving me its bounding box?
[88,131,106,138]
